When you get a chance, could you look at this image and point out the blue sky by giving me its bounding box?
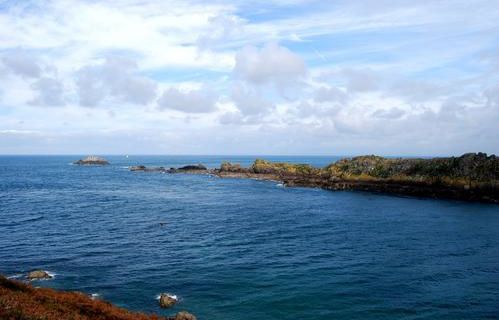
[0,0,498,155]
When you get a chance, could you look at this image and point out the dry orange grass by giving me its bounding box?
[0,276,167,320]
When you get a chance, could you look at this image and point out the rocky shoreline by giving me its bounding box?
[0,275,196,320]
[130,153,499,203]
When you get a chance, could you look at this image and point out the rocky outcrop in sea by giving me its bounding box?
[130,164,207,174]
[27,270,52,281]
[74,156,110,165]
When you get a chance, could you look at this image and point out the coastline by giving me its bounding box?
[130,153,499,203]
[0,275,195,320]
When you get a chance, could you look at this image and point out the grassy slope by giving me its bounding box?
[220,153,498,202]
[0,276,167,320]
[248,153,499,188]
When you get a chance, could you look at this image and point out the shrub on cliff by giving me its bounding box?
[251,159,320,175]
[220,162,245,172]
[324,153,499,186]
[0,276,180,320]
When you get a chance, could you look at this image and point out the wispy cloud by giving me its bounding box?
[0,0,498,155]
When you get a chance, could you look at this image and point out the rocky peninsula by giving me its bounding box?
[0,275,196,320]
[131,153,499,203]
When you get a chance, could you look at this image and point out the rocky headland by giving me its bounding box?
[0,275,196,320]
[74,156,110,165]
[132,153,499,203]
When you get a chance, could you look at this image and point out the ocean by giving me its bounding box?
[1,155,498,319]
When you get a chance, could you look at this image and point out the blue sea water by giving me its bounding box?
[1,155,498,320]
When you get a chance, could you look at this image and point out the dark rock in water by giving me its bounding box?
[159,293,178,308]
[130,165,147,171]
[174,311,197,320]
[74,156,109,165]
[178,164,207,171]
[130,164,207,174]
[27,270,52,280]
[130,165,167,172]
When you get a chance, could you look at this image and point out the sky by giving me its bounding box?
[0,0,498,156]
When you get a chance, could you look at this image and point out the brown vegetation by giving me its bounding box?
[0,275,191,320]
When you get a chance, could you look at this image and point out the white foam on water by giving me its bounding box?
[46,271,56,278]
[7,273,23,279]
[156,293,178,301]
[90,293,100,299]
[276,183,285,187]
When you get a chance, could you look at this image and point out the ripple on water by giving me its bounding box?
[1,156,499,320]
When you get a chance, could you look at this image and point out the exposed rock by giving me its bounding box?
[130,166,166,172]
[220,162,247,173]
[126,153,498,203]
[130,165,147,171]
[130,164,207,173]
[74,156,109,165]
[27,270,52,280]
[217,153,499,203]
[178,164,207,171]
[1,275,181,319]
[174,311,197,320]
[159,293,178,308]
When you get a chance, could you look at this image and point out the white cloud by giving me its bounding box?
[76,57,157,107]
[341,68,380,93]
[313,86,348,103]
[371,107,405,119]
[30,77,65,106]
[1,51,42,78]
[0,0,498,155]
[157,87,217,113]
[234,42,306,87]
[231,83,274,116]
[197,14,246,50]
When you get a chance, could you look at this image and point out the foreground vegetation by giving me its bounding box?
[0,276,194,320]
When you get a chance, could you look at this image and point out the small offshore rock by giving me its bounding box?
[27,270,52,280]
[178,164,207,171]
[74,156,110,165]
[130,165,146,171]
[175,311,197,320]
[159,293,178,308]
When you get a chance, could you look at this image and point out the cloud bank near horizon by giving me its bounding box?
[0,0,498,155]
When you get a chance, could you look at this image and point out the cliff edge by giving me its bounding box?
[0,276,195,320]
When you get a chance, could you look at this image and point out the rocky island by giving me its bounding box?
[74,156,110,165]
[132,153,499,203]
[0,275,196,320]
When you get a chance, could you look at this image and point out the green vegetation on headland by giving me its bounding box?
[217,153,498,203]
[129,153,498,203]
[0,275,196,320]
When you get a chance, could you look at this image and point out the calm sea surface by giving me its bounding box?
[1,156,498,319]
